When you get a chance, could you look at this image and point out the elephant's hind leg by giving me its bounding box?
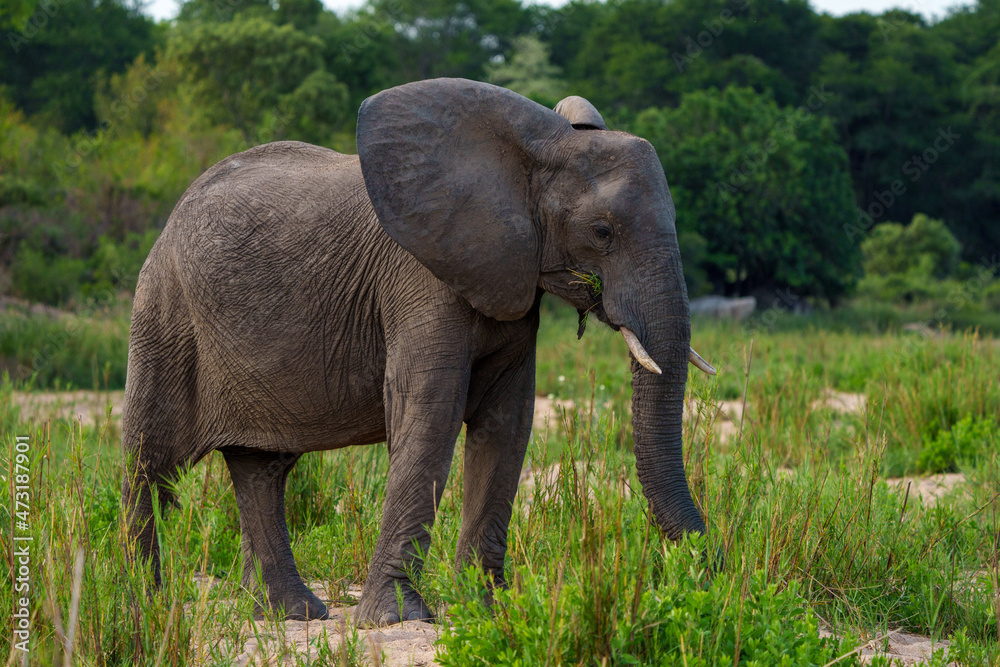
[222,448,328,621]
[122,274,201,587]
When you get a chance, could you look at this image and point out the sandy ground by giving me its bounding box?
[885,472,968,508]
[531,395,578,433]
[819,627,955,665]
[812,388,867,415]
[188,581,440,666]
[12,390,972,665]
[12,389,125,427]
[12,388,868,440]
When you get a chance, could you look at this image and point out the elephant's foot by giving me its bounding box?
[354,580,433,627]
[254,582,329,621]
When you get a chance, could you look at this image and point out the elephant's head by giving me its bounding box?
[357,78,715,540]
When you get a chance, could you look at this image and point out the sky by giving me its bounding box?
[143,0,967,24]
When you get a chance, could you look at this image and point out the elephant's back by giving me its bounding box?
[163,141,379,278]
[171,141,368,233]
[160,138,388,327]
[143,141,393,446]
[189,140,358,191]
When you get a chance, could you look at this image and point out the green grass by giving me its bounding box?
[1,298,998,664]
[537,299,1000,476]
[0,300,130,391]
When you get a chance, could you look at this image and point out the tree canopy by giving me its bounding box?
[634,86,857,300]
[0,0,997,305]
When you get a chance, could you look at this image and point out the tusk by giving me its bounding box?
[621,327,662,374]
[689,347,717,375]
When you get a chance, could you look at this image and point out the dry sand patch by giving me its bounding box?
[531,395,577,433]
[820,628,954,665]
[683,397,747,444]
[190,581,440,666]
[12,390,124,427]
[812,388,867,415]
[886,473,968,508]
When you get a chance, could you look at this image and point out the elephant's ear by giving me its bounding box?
[357,78,570,321]
[554,96,607,130]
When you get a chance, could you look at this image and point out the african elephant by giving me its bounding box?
[121,78,715,627]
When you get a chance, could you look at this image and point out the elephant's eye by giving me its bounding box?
[593,224,613,243]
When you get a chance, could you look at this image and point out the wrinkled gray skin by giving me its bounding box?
[121,78,706,627]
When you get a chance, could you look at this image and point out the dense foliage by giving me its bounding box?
[0,0,998,307]
[635,86,856,300]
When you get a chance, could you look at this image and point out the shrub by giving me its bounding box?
[10,246,88,305]
[84,230,160,300]
[861,214,961,280]
[917,414,997,473]
[857,215,964,303]
[437,540,855,666]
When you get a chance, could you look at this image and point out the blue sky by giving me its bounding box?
[143,0,968,24]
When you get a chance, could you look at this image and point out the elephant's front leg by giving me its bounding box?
[355,346,470,627]
[456,345,536,588]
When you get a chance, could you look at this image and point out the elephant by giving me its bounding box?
[121,78,716,627]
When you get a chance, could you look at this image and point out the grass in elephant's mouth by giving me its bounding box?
[568,269,603,297]
[1,301,998,665]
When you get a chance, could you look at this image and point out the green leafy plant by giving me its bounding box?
[437,549,855,666]
[918,414,997,473]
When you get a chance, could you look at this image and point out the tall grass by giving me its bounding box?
[1,298,998,664]
[0,303,130,391]
[537,299,1000,475]
[432,358,999,665]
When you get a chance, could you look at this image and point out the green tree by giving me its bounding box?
[0,0,156,134]
[856,214,964,303]
[177,0,275,23]
[320,6,402,111]
[93,53,172,139]
[168,16,349,146]
[813,11,958,206]
[952,38,1000,257]
[809,9,1000,260]
[485,35,566,105]
[1,0,37,29]
[633,86,857,300]
[276,0,324,30]
[549,0,821,114]
[860,214,961,279]
[368,0,533,81]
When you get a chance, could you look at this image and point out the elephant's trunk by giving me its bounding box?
[624,269,706,540]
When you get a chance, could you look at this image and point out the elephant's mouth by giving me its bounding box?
[600,310,716,377]
[539,269,716,376]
